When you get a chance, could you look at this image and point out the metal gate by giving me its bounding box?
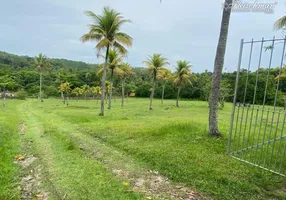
[228,37,286,177]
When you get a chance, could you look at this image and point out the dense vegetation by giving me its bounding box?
[1,50,285,108]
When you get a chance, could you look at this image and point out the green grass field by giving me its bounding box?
[0,98,285,199]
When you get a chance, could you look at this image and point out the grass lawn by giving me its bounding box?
[0,98,285,199]
[0,101,21,199]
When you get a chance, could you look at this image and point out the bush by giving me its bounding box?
[135,82,152,97]
[15,91,27,100]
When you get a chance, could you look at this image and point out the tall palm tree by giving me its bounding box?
[81,7,133,116]
[118,63,135,107]
[274,16,286,30]
[209,0,233,136]
[143,54,169,110]
[157,68,172,104]
[34,53,51,102]
[173,60,194,107]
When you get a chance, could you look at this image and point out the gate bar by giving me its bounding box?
[227,39,244,154]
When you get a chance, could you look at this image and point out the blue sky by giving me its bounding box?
[0,0,285,72]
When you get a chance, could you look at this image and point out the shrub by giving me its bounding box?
[15,91,27,100]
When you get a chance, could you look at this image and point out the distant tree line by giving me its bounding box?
[0,50,285,108]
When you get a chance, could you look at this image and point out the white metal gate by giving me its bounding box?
[228,37,286,177]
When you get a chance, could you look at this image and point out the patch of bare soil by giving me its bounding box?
[18,121,27,135]
[112,169,203,200]
[17,121,48,200]
[16,156,48,200]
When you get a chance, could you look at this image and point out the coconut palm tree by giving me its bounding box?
[118,63,135,107]
[157,68,172,104]
[173,60,194,107]
[81,7,133,116]
[274,16,286,30]
[209,0,233,136]
[72,87,83,100]
[59,82,72,105]
[81,84,90,100]
[90,86,101,103]
[106,49,124,109]
[143,54,169,110]
[34,53,51,102]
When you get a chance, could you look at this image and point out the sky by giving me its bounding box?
[0,0,285,73]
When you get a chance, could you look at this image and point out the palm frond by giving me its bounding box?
[274,15,286,30]
[113,41,128,55]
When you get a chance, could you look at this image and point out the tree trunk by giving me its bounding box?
[108,70,114,110]
[99,45,110,116]
[284,94,286,110]
[121,79,125,107]
[60,81,64,104]
[149,78,156,110]
[3,84,6,108]
[40,70,43,102]
[66,94,69,106]
[176,86,181,107]
[209,0,232,136]
[161,84,165,104]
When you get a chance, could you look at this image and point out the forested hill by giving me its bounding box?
[0,51,99,71]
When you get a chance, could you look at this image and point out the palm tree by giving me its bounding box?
[90,86,101,103]
[118,63,135,107]
[103,49,124,109]
[173,61,194,107]
[81,7,133,116]
[81,84,90,100]
[34,53,51,102]
[72,87,83,100]
[59,82,72,105]
[274,16,286,30]
[143,54,169,110]
[209,0,233,136]
[157,68,172,104]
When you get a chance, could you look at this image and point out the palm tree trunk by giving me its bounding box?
[209,0,232,136]
[121,79,125,107]
[108,70,114,110]
[60,80,64,104]
[176,86,181,107]
[3,84,6,108]
[40,70,43,102]
[66,93,69,106]
[99,45,110,116]
[149,79,156,110]
[161,83,165,104]
[284,94,286,110]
